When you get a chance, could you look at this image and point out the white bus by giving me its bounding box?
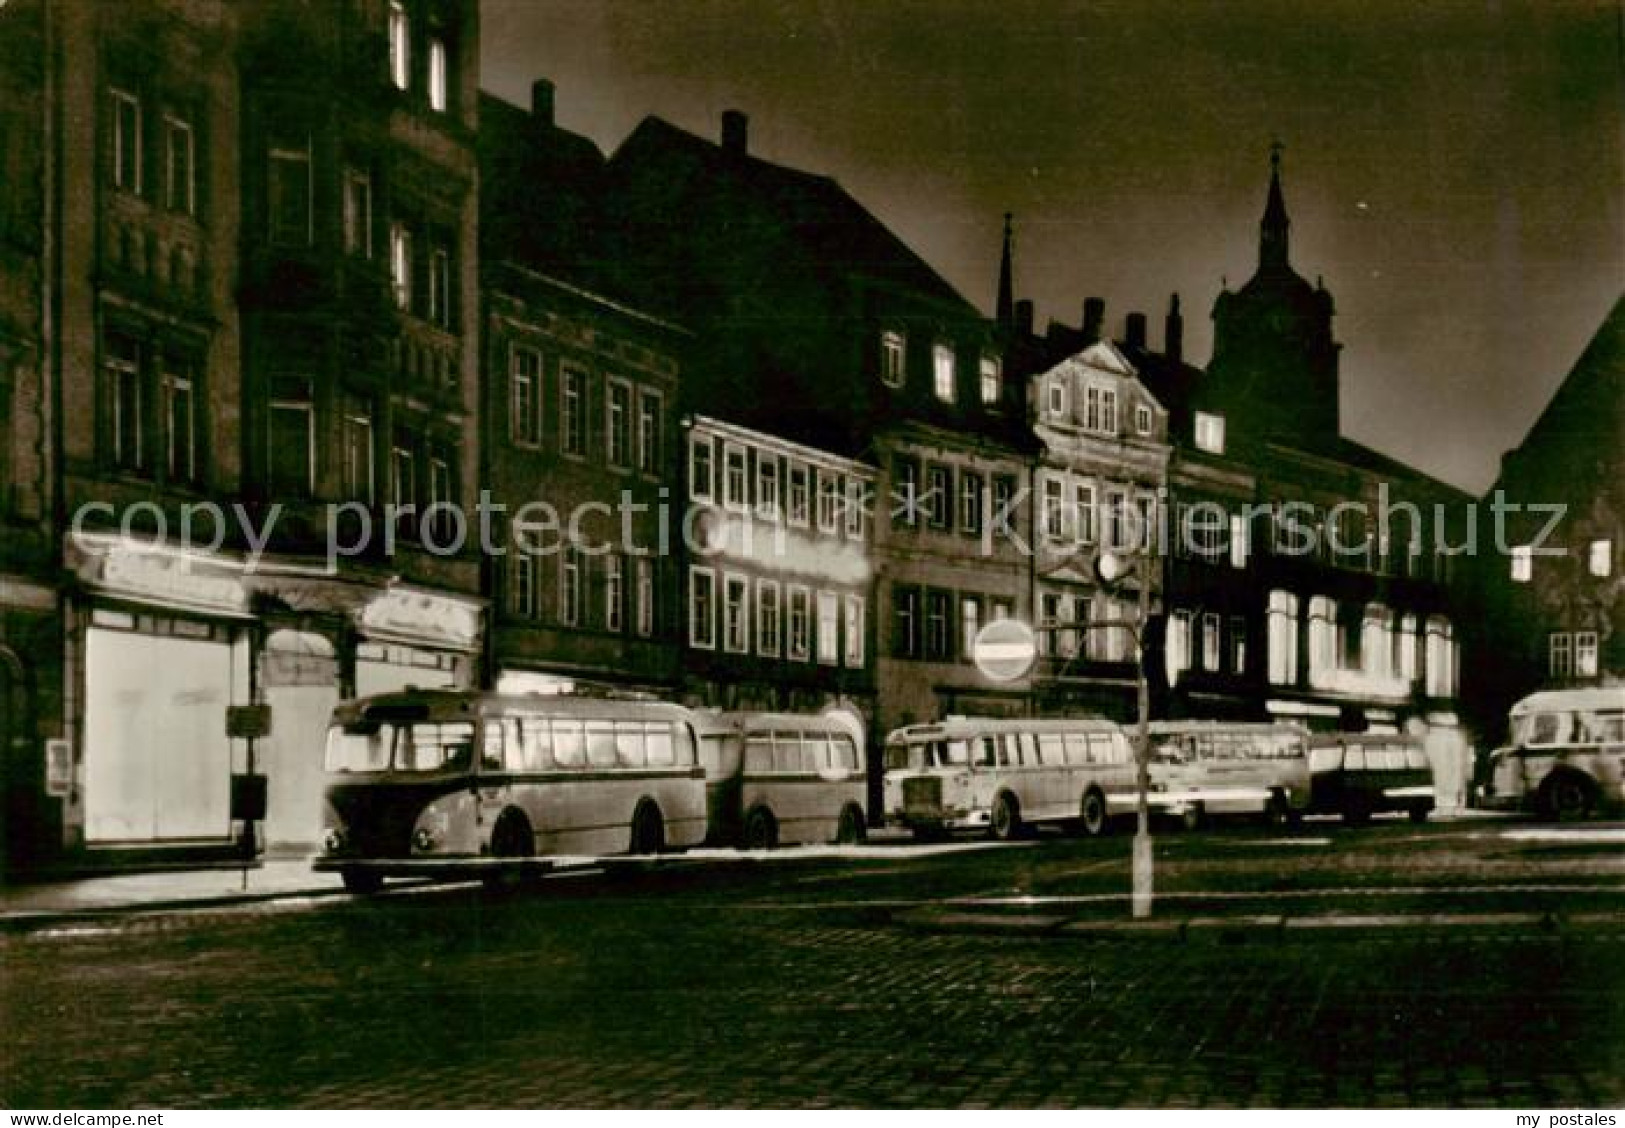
[1148,721,1312,828]
[882,716,1137,840]
[315,689,707,892]
[1482,686,1625,819]
[694,709,869,848]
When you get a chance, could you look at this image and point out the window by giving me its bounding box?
[605,555,625,633]
[1576,631,1599,677]
[391,439,417,522]
[817,469,840,532]
[161,361,197,483]
[428,37,448,112]
[932,344,956,402]
[880,331,906,388]
[428,247,451,328]
[105,333,143,472]
[343,398,374,504]
[637,391,662,475]
[1136,494,1156,551]
[844,595,865,667]
[1396,613,1419,684]
[164,115,194,214]
[388,2,410,91]
[786,462,809,526]
[927,465,951,530]
[635,558,656,638]
[960,595,982,661]
[607,380,632,469]
[560,367,585,456]
[960,471,983,536]
[817,592,840,664]
[1166,610,1192,681]
[1201,612,1221,672]
[893,585,920,659]
[270,138,314,246]
[924,589,951,661]
[690,433,714,500]
[1084,385,1117,434]
[844,478,865,540]
[1072,482,1095,544]
[109,89,143,195]
[1047,380,1067,417]
[510,346,541,446]
[1308,596,1337,687]
[1195,411,1226,454]
[1042,478,1065,539]
[757,580,782,657]
[342,167,372,257]
[980,356,1001,405]
[1106,490,1128,551]
[1039,592,1062,658]
[1134,403,1153,436]
[511,551,537,618]
[1425,617,1455,697]
[756,454,780,518]
[389,222,411,307]
[787,585,811,660]
[1549,633,1573,679]
[993,476,1016,534]
[723,444,748,510]
[1230,513,1250,569]
[269,378,315,497]
[560,548,584,627]
[1589,539,1613,578]
[1268,590,1299,686]
[724,573,749,653]
[891,456,920,528]
[1230,616,1247,674]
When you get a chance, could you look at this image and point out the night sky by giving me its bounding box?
[480,0,1625,494]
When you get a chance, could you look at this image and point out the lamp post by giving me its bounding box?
[1094,549,1154,920]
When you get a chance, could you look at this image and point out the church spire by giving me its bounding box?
[996,211,1015,331]
[1260,140,1290,272]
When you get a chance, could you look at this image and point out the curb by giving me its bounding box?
[0,883,360,935]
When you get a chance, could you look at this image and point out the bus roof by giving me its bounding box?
[1307,731,1423,748]
[1510,686,1625,716]
[333,689,696,725]
[690,708,866,742]
[1147,721,1307,736]
[887,716,1123,743]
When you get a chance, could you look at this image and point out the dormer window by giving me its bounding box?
[880,331,906,388]
[1134,404,1153,436]
[1084,384,1117,435]
[933,344,956,403]
[979,356,1001,405]
[1046,380,1067,418]
[1195,411,1225,454]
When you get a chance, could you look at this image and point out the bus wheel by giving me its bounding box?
[744,806,778,851]
[1080,789,1109,837]
[836,804,867,845]
[1262,791,1290,829]
[1342,798,1371,827]
[630,801,666,855]
[341,869,383,895]
[1540,773,1594,821]
[990,792,1022,841]
[485,810,535,891]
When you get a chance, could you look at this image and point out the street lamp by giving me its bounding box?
[1093,549,1154,920]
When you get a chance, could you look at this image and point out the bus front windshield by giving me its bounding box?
[885,739,971,771]
[325,720,477,774]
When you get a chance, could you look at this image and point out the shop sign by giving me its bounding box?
[97,546,247,616]
[263,650,338,689]
[226,704,273,740]
[361,588,481,650]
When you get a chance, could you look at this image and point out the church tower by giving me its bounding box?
[1207,145,1342,448]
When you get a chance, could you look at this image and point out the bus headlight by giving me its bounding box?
[323,828,348,855]
[412,827,438,853]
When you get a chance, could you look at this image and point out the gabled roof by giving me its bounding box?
[604,115,977,315]
[1500,291,1625,481]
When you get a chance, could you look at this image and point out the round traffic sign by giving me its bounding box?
[972,618,1038,683]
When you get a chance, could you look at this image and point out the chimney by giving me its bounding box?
[531,78,556,127]
[1125,312,1147,351]
[1082,297,1105,344]
[1015,299,1035,337]
[721,109,748,156]
[1165,293,1184,364]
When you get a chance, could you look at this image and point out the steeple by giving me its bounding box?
[996,211,1015,331]
[1260,140,1290,272]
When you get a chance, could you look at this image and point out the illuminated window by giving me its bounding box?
[980,356,1001,405]
[388,2,410,91]
[428,37,448,112]
[933,344,956,403]
[1195,411,1226,455]
[1589,539,1612,578]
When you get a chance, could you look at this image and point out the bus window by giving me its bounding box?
[833,733,859,772]
[553,719,585,768]
[614,722,647,767]
[1084,733,1111,765]
[1344,746,1366,770]
[772,733,801,773]
[698,735,727,774]
[746,734,775,774]
[586,721,618,767]
[326,721,393,772]
[1405,745,1430,770]
[1020,732,1038,766]
[646,723,675,766]
[884,742,915,771]
[1526,712,1568,746]
[520,718,553,770]
[1038,733,1065,766]
[975,736,998,767]
[1308,743,1341,773]
[1576,711,1624,744]
[482,723,505,771]
[804,733,833,772]
[675,721,697,766]
[1063,733,1089,766]
[401,722,475,772]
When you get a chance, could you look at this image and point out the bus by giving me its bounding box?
[882,716,1137,840]
[1147,721,1312,828]
[1481,687,1625,819]
[314,689,707,892]
[1307,732,1435,825]
[693,709,869,849]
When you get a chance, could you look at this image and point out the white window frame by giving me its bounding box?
[560,548,583,628]
[509,345,541,447]
[1267,590,1299,686]
[1074,481,1096,545]
[1167,609,1192,680]
[270,383,317,497]
[606,378,633,469]
[816,591,840,666]
[689,433,715,501]
[880,331,906,388]
[428,37,448,112]
[1134,403,1153,436]
[1549,632,1572,679]
[757,579,782,658]
[756,453,781,519]
[1575,631,1599,677]
[1047,379,1067,418]
[689,567,716,649]
[844,595,865,667]
[816,469,840,533]
[163,114,195,215]
[723,572,750,654]
[1229,513,1250,569]
[1042,477,1065,539]
[388,1,411,91]
[270,137,315,247]
[559,366,586,457]
[635,558,656,638]
[979,356,1001,405]
[787,584,811,661]
[605,555,625,633]
[1201,612,1221,672]
[844,477,865,540]
[106,336,143,471]
[786,461,809,526]
[1195,411,1226,455]
[637,389,662,475]
[110,88,141,193]
[932,343,956,403]
[389,222,412,309]
[162,363,196,483]
[722,442,748,511]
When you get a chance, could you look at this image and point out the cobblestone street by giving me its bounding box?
[4,819,1624,1108]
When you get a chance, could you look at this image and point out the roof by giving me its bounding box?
[1510,687,1625,716]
